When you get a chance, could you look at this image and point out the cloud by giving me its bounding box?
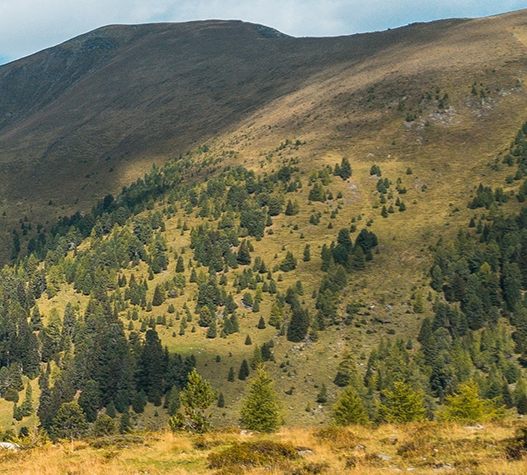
[0,0,525,63]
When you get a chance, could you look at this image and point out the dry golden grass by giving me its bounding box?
[1,422,526,474]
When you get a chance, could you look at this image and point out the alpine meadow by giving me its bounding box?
[1,8,527,475]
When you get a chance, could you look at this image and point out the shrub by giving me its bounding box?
[209,440,298,470]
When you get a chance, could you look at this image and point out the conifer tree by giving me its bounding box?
[106,400,117,418]
[316,384,328,404]
[206,319,217,338]
[132,390,147,414]
[92,413,116,437]
[309,181,326,202]
[176,256,185,273]
[237,240,252,265]
[438,380,504,423]
[240,366,282,433]
[287,306,310,342]
[168,368,217,433]
[332,386,369,426]
[78,380,101,423]
[198,307,214,327]
[50,402,89,441]
[20,383,34,418]
[227,367,235,382]
[380,382,427,423]
[217,392,225,408]
[303,244,311,262]
[238,359,250,380]
[339,157,352,180]
[152,284,166,306]
[165,386,181,416]
[279,251,297,272]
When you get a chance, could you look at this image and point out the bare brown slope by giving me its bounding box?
[0,18,468,207]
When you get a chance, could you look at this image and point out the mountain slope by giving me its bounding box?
[0,12,525,246]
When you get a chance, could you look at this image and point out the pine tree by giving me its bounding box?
[168,368,217,433]
[176,256,185,273]
[279,251,297,272]
[78,380,101,423]
[332,386,369,426]
[92,413,116,437]
[339,157,352,180]
[217,392,225,408]
[119,409,132,433]
[165,386,181,416]
[287,306,310,342]
[206,319,217,338]
[237,240,252,265]
[238,359,250,380]
[50,402,89,441]
[132,390,147,414]
[316,384,328,404]
[152,284,166,306]
[240,366,282,433]
[257,316,266,329]
[227,367,235,382]
[303,244,311,262]
[380,382,427,423]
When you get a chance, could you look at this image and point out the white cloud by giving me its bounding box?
[0,0,525,63]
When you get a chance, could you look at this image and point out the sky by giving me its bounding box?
[0,0,526,64]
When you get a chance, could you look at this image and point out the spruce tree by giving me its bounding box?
[237,240,252,265]
[227,367,235,382]
[286,306,310,342]
[332,386,369,426]
[119,409,132,433]
[50,402,89,441]
[92,414,116,437]
[217,392,225,408]
[176,256,185,273]
[206,319,217,338]
[240,366,282,433]
[78,380,101,423]
[238,359,250,380]
[279,251,297,272]
[152,284,166,306]
[316,384,328,404]
[165,386,181,416]
[339,157,352,180]
[132,390,147,414]
[303,244,311,262]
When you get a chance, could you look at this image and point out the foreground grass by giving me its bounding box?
[2,422,527,474]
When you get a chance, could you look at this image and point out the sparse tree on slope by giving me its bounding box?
[332,386,369,426]
[240,365,282,433]
[168,368,217,433]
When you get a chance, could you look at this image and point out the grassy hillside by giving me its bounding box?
[0,9,527,473]
[0,10,526,261]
